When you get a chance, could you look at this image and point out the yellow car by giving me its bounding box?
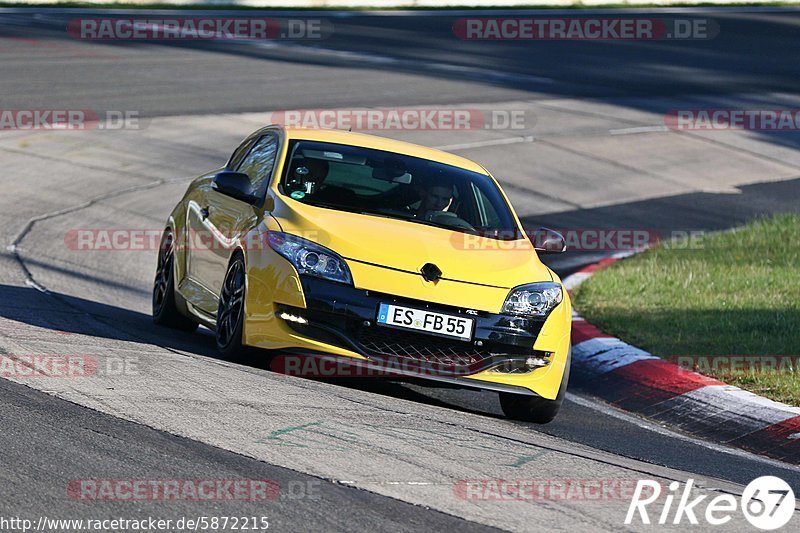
[153,125,572,423]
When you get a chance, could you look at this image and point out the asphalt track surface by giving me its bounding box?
[1,7,800,532]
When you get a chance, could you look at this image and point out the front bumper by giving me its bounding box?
[277,276,554,377]
[243,240,572,398]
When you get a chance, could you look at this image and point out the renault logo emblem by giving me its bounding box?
[420,263,442,282]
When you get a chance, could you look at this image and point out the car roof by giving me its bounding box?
[280,126,489,175]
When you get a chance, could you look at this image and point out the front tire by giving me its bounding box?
[216,252,247,360]
[499,348,570,424]
[152,229,198,332]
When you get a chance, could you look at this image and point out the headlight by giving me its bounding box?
[502,282,563,317]
[268,232,352,284]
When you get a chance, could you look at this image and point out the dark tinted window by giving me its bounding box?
[227,136,257,170]
[237,134,279,196]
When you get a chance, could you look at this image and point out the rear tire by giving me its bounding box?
[499,347,570,424]
[216,252,248,361]
[152,229,198,332]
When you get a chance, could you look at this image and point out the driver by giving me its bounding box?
[416,182,454,219]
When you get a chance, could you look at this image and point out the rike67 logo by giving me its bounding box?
[626,477,795,530]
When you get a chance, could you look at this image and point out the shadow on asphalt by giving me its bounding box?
[85,14,800,98]
[0,283,488,416]
[5,285,800,493]
[0,283,218,356]
[525,176,800,233]
[1,174,799,418]
[4,279,800,488]
[535,176,800,276]
[9,12,800,157]
[1,176,799,416]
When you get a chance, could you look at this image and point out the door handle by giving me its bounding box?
[200,206,210,220]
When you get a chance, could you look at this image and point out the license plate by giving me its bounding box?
[376,303,473,341]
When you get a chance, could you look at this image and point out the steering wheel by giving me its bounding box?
[424,211,476,231]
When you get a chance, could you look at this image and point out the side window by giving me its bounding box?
[471,182,501,228]
[227,136,257,171]
[237,134,279,196]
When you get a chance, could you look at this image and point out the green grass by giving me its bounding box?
[573,214,800,405]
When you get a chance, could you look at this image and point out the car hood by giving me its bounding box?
[274,200,552,289]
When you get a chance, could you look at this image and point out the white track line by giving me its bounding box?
[609,125,669,135]
[434,135,535,151]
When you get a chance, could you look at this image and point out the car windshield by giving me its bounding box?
[280,140,523,239]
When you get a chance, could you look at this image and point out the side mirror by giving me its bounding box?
[532,227,567,254]
[212,171,259,205]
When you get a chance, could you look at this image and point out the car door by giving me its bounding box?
[185,132,280,315]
